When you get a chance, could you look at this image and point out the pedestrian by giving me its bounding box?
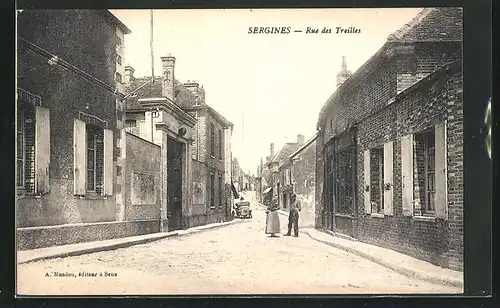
[265,198,280,237]
[285,193,301,237]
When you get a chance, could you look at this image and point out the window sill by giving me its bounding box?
[77,193,111,200]
[412,215,436,222]
[370,213,385,218]
[210,155,215,159]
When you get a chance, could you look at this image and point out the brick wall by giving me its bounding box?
[355,63,463,270]
[315,39,462,269]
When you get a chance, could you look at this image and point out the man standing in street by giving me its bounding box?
[285,193,301,237]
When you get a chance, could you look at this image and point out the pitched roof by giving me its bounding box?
[268,142,303,167]
[104,10,132,34]
[387,7,463,42]
[124,77,204,111]
[317,7,463,128]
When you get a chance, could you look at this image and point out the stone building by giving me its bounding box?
[288,134,317,227]
[124,57,233,229]
[266,135,305,209]
[315,7,463,270]
[16,10,133,249]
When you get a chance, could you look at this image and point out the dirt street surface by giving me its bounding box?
[17,204,461,295]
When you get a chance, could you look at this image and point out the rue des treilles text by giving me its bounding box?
[248,26,361,34]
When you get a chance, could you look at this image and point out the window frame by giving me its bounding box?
[210,173,215,208]
[86,128,97,192]
[17,108,25,188]
[218,175,223,208]
[370,146,385,214]
[424,132,436,214]
[210,123,215,157]
[115,72,123,84]
[117,55,122,66]
[218,128,223,159]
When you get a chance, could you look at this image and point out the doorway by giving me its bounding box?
[167,136,184,231]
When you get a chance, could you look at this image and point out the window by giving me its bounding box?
[16,97,50,195]
[74,117,112,196]
[414,130,436,215]
[17,107,35,191]
[370,147,384,214]
[210,123,215,157]
[86,125,104,193]
[116,34,122,46]
[210,173,215,208]
[334,147,356,215]
[115,72,122,83]
[218,129,223,159]
[415,130,436,215]
[283,193,288,209]
[117,55,122,65]
[219,175,223,208]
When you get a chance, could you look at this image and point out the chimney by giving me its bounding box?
[161,55,176,101]
[336,56,353,89]
[124,65,135,84]
[297,134,305,144]
[183,81,206,104]
[270,143,275,158]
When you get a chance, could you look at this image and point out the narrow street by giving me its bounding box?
[17,202,461,295]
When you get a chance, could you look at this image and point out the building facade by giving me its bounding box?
[266,135,305,210]
[124,58,233,229]
[16,10,132,249]
[288,135,317,227]
[315,7,463,270]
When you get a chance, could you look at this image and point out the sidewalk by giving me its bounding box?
[275,208,463,289]
[302,228,463,288]
[18,219,249,264]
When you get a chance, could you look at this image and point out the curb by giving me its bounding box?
[19,219,248,264]
[302,229,463,289]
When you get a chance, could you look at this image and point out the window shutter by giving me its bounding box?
[401,134,414,216]
[103,129,114,196]
[34,107,50,194]
[435,122,448,219]
[383,141,394,215]
[363,149,371,214]
[74,118,86,195]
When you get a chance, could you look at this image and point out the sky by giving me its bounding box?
[111,8,422,175]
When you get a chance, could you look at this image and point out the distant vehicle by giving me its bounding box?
[233,200,252,219]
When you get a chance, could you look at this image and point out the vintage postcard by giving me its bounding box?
[16,7,464,295]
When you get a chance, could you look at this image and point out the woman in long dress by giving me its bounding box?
[265,199,281,237]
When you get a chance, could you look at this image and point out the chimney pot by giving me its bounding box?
[124,65,135,84]
[297,134,305,144]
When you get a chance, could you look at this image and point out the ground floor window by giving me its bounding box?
[415,130,436,215]
[370,146,384,214]
[219,175,223,208]
[86,124,104,194]
[16,107,36,193]
[210,173,215,208]
[334,147,356,215]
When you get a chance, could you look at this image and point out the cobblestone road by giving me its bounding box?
[17,204,461,295]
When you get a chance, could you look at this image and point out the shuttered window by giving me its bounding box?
[218,129,223,159]
[210,123,215,157]
[17,105,50,194]
[210,173,215,208]
[74,118,112,196]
